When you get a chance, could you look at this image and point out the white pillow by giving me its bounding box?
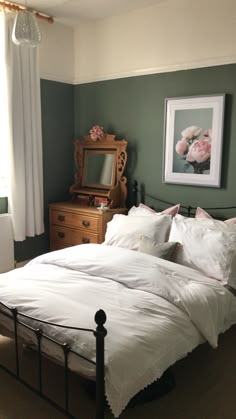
[128,203,180,217]
[103,214,172,250]
[128,206,155,216]
[169,214,236,288]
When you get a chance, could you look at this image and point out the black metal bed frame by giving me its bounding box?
[1,180,236,419]
[132,180,236,220]
[0,302,107,419]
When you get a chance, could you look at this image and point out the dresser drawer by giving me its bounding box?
[51,209,99,232]
[51,225,99,246]
[49,202,127,250]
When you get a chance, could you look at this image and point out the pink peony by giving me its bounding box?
[90,125,104,140]
[181,125,202,141]
[175,139,189,155]
[186,137,211,163]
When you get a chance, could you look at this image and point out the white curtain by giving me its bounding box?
[0,13,10,197]
[2,11,44,241]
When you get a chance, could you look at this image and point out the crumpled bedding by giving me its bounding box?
[0,243,236,417]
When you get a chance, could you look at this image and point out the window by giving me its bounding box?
[0,13,9,198]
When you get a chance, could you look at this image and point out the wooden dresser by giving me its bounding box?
[49,202,127,251]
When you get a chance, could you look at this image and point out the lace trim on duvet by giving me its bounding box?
[105,348,187,418]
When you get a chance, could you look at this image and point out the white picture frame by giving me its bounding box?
[163,94,225,187]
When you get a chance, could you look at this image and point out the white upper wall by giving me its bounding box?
[39,20,74,84]
[38,0,236,85]
[74,0,236,84]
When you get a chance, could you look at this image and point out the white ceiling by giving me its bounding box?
[15,0,166,25]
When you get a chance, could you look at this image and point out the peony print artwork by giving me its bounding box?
[171,106,214,175]
[164,94,224,187]
[175,125,212,174]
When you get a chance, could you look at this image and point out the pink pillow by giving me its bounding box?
[195,207,212,219]
[225,217,236,224]
[162,204,180,216]
[195,207,236,224]
[139,203,180,216]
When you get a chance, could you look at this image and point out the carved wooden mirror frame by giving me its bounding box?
[70,134,128,208]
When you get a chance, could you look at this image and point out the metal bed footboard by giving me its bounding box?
[0,301,107,419]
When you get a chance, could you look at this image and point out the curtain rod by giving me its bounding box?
[0,1,54,23]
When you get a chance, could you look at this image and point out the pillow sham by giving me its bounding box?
[138,235,180,261]
[195,207,236,224]
[169,214,236,288]
[103,214,172,250]
[128,203,180,217]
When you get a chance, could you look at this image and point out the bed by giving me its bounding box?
[0,192,236,419]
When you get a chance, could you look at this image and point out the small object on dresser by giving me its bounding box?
[94,196,108,208]
[72,194,90,205]
[97,203,108,211]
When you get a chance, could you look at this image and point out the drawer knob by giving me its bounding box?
[58,215,65,222]
[58,232,65,238]
[82,237,90,244]
[82,220,90,227]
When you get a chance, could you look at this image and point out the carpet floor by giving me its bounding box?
[0,325,236,419]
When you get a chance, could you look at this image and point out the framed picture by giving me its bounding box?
[163,94,225,187]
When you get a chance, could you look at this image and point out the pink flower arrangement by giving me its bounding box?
[90,125,104,141]
[180,125,202,140]
[175,125,212,174]
[175,139,189,155]
[186,138,211,163]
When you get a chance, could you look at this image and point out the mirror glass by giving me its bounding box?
[83,152,115,187]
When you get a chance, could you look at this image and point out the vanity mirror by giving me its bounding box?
[70,134,128,209]
[82,150,115,188]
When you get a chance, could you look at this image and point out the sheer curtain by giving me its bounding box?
[0,12,10,198]
[0,11,44,241]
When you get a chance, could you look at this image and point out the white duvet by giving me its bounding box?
[0,243,236,417]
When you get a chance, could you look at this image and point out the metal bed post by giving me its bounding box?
[35,328,43,394]
[132,180,138,206]
[62,343,70,413]
[187,205,192,217]
[11,307,20,377]
[94,309,107,419]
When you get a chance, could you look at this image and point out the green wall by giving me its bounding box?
[74,64,236,209]
[1,63,236,261]
[14,80,75,261]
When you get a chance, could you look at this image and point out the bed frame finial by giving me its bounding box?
[95,309,107,330]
